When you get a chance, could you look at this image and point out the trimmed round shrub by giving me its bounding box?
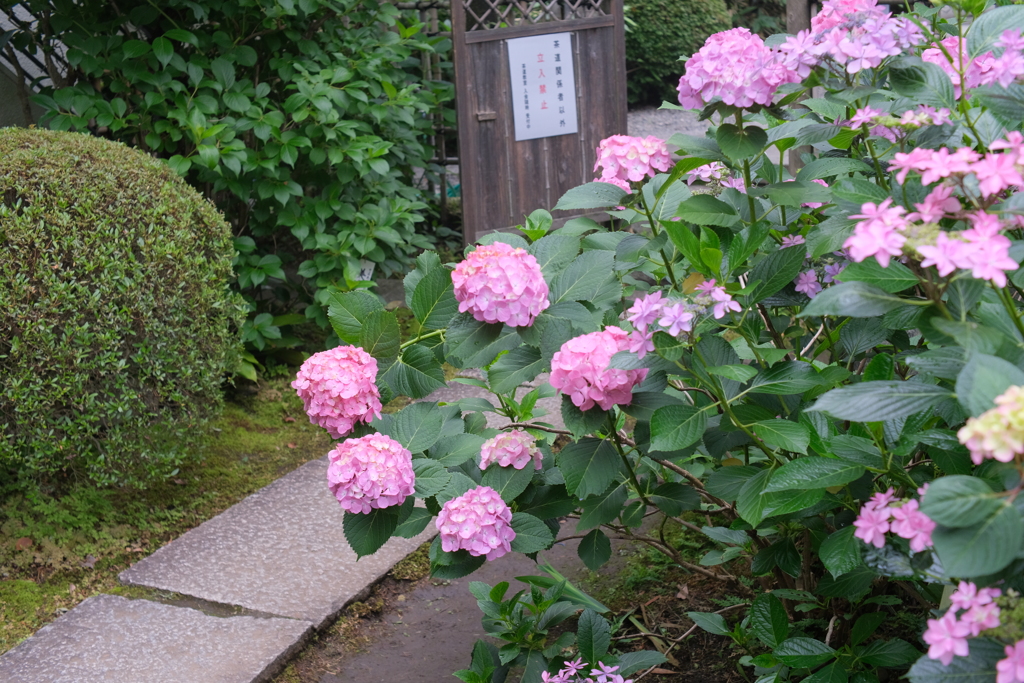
[625,0,733,107]
[0,128,246,487]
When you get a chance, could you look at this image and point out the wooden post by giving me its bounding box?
[786,0,812,175]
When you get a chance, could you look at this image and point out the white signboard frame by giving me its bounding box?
[507,32,579,141]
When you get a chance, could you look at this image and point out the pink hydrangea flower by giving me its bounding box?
[888,499,935,553]
[924,612,972,666]
[907,185,960,223]
[677,28,801,109]
[795,270,822,298]
[973,153,1024,198]
[326,433,414,514]
[436,485,516,561]
[452,242,550,327]
[625,291,666,331]
[292,345,383,439]
[921,35,1022,97]
[998,641,1024,683]
[709,287,741,319]
[658,302,696,336]
[781,235,806,248]
[628,328,656,360]
[811,0,881,32]
[823,262,846,283]
[965,602,1002,636]
[549,327,648,411]
[479,429,543,470]
[845,198,908,266]
[853,504,891,548]
[687,161,728,185]
[917,232,962,277]
[594,135,672,185]
[849,105,884,127]
[958,385,1024,464]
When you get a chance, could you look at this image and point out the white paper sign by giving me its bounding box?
[507,32,579,141]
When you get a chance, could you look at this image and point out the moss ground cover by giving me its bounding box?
[0,376,331,653]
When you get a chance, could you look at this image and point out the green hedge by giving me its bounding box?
[625,0,732,107]
[0,128,245,487]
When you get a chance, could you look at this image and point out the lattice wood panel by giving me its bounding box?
[464,0,608,31]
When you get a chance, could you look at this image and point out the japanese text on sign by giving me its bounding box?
[506,32,578,141]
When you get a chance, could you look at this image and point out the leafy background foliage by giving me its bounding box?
[13,0,454,360]
[0,128,245,487]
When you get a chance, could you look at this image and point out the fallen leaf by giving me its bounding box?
[15,537,32,551]
[173,479,186,485]
[651,668,677,675]
[287,442,297,449]
[69,584,77,593]
[676,584,689,601]
[79,554,97,569]
[283,416,296,423]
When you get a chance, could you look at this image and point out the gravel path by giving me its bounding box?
[627,106,709,141]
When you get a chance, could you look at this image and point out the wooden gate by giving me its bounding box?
[452,0,627,243]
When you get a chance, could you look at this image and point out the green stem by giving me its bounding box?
[400,327,443,350]
[640,193,680,291]
[864,138,890,192]
[607,414,652,507]
[996,284,1024,341]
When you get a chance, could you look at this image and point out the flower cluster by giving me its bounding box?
[686,161,727,185]
[542,660,633,683]
[292,346,382,439]
[326,433,415,514]
[623,284,740,358]
[778,0,923,76]
[922,32,1024,98]
[479,429,543,471]
[452,242,550,327]
[550,327,648,411]
[958,385,1024,465]
[677,27,801,110]
[436,485,516,561]
[853,487,935,552]
[923,582,1002,666]
[844,135,1023,286]
[847,104,952,135]
[593,135,672,191]
[791,246,847,298]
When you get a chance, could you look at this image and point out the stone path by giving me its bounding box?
[0,377,563,683]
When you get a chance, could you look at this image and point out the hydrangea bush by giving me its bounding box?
[299,1,1024,680]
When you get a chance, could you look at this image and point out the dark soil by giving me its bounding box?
[275,519,748,683]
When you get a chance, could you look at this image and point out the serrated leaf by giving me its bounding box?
[650,405,709,452]
[554,182,629,210]
[932,502,1023,577]
[429,433,487,467]
[577,609,611,663]
[481,464,534,503]
[956,352,1024,417]
[328,290,383,344]
[706,364,758,382]
[343,508,400,558]
[392,402,444,453]
[413,459,451,497]
[360,309,401,362]
[921,476,1001,528]
[551,251,619,305]
[810,381,952,421]
[765,457,865,491]
[509,512,553,553]
[528,233,580,279]
[840,258,918,293]
[444,314,521,368]
[395,507,433,539]
[650,482,700,516]
[750,593,789,648]
[557,438,622,499]
[801,281,909,318]
[774,638,836,668]
[687,611,730,635]
[748,361,823,395]
[820,526,862,577]
[796,157,873,181]
[578,529,611,570]
[488,345,545,394]
[717,123,767,161]
[747,246,806,303]
[675,194,740,227]
[907,638,1004,682]
[411,266,458,329]
[752,420,811,455]
[379,345,447,399]
[615,651,668,677]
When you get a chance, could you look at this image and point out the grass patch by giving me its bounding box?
[0,376,333,653]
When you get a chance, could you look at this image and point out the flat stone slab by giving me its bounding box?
[0,594,310,683]
[120,457,434,628]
